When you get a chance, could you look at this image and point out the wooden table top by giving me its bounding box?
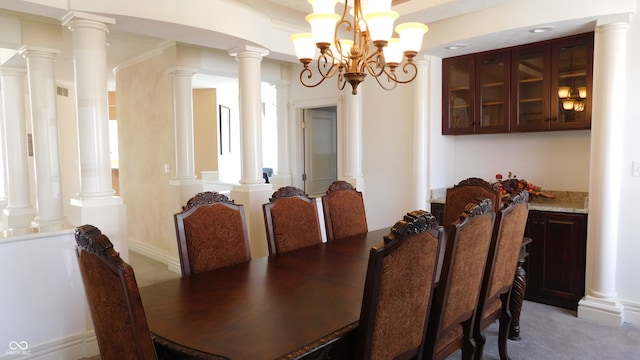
[139,228,390,360]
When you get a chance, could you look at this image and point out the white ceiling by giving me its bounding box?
[0,0,599,89]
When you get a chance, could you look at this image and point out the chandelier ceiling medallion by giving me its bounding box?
[290,0,429,95]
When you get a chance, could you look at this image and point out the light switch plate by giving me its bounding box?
[633,161,640,177]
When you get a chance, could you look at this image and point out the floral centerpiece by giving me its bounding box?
[492,172,555,200]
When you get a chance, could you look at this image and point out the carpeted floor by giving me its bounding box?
[79,254,640,360]
[451,300,640,360]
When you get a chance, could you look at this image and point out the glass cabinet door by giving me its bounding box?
[475,50,510,133]
[442,56,475,135]
[551,34,593,130]
[511,45,551,131]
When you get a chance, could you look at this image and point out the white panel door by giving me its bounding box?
[304,108,337,195]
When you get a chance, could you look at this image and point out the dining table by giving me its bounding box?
[139,227,390,360]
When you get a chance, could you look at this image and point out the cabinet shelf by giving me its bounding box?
[482,82,504,87]
[519,78,543,83]
[519,98,544,103]
[558,71,586,79]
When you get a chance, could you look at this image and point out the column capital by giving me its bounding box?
[596,13,632,28]
[62,11,115,32]
[229,45,270,59]
[18,46,60,59]
[413,54,432,66]
[166,66,199,77]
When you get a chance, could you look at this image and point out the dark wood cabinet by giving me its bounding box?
[523,210,587,310]
[430,202,445,226]
[431,202,587,310]
[443,32,593,135]
[511,33,593,132]
[442,50,510,135]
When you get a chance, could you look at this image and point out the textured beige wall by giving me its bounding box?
[115,54,177,253]
[193,88,218,178]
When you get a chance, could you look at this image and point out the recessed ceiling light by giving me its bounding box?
[446,44,466,50]
[530,26,555,33]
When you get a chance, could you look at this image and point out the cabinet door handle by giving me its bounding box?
[540,221,545,226]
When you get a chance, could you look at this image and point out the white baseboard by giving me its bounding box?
[621,299,640,326]
[0,331,98,360]
[128,238,181,274]
[578,295,625,327]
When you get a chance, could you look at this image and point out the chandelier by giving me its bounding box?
[290,0,428,95]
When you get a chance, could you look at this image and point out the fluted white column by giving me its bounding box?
[63,12,114,199]
[167,66,198,181]
[344,88,364,190]
[20,46,65,228]
[0,68,35,229]
[414,56,430,211]
[231,46,269,185]
[578,16,629,327]
[270,79,292,188]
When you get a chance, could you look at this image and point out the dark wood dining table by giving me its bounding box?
[139,228,390,360]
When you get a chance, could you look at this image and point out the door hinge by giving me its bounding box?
[302,173,307,181]
[301,120,306,129]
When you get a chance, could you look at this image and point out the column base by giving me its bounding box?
[31,216,67,232]
[169,179,203,206]
[231,183,273,259]
[68,196,128,260]
[3,206,37,230]
[578,295,624,327]
[269,173,291,190]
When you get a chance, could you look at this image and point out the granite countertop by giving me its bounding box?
[430,189,588,214]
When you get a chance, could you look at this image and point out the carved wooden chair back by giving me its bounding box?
[321,180,368,242]
[174,191,251,276]
[443,177,502,228]
[74,224,158,360]
[423,199,496,360]
[473,190,530,360]
[356,210,443,360]
[263,186,323,255]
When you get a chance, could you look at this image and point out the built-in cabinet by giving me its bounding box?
[429,203,587,311]
[524,210,587,310]
[443,32,593,135]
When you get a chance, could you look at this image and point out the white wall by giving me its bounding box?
[448,131,591,192]
[0,231,96,359]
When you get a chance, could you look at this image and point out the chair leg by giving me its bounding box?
[498,300,512,360]
[461,321,476,360]
[473,332,486,360]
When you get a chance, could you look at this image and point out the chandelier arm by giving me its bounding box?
[298,67,328,88]
[391,62,419,84]
[363,52,387,78]
[372,70,399,91]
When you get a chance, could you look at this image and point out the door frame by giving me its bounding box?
[291,97,343,191]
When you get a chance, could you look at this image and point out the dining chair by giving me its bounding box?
[321,180,368,242]
[174,191,251,276]
[74,224,214,360]
[356,210,443,360]
[473,190,530,360]
[263,186,323,255]
[423,198,496,360]
[443,177,502,228]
